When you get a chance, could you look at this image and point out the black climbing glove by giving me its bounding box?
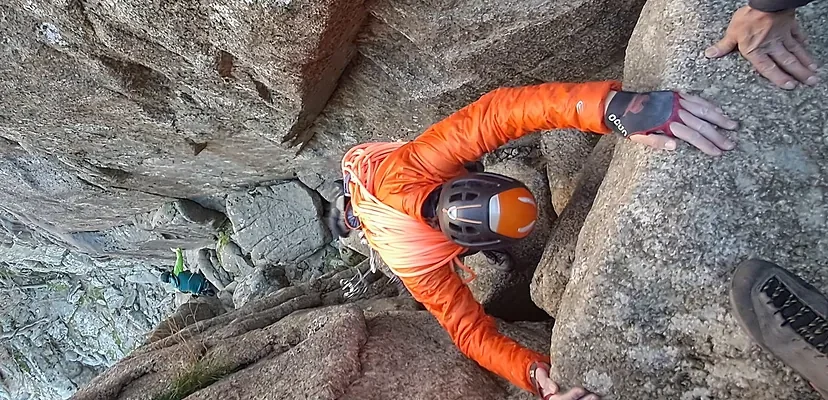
[604,90,738,156]
[604,90,683,138]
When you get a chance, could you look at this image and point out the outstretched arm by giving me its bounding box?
[401,81,620,182]
[399,264,549,393]
[372,81,619,221]
[374,81,737,220]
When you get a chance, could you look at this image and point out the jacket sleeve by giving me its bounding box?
[373,80,620,221]
[399,264,550,393]
[748,0,816,12]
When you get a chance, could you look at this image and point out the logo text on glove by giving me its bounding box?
[607,113,629,137]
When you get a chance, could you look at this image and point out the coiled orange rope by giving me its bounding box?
[341,142,477,283]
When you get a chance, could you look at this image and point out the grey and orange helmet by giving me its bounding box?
[436,172,537,250]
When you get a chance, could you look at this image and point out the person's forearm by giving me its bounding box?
[398,266,550,393]
[748,0,815,12]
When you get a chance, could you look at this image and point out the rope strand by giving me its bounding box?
[342,143,477,283]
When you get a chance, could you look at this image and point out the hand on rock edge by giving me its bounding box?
[530,362,600,400]
[706,6,819,89]
[605,90,739,156]
[629,93,739,157]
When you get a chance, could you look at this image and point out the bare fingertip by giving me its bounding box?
[724,140,736,150]
[809,63,819,71]
[665,141,677,151]
[704,47,719,58]
[782,81,796,90]
[727,120,738,129]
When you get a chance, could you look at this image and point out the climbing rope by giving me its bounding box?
[341,142,476,284]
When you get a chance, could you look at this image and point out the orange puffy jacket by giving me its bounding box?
[371,81,621,392]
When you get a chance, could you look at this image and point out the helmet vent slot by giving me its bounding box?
[465,226,479,235]
[449,193,463,202]
[448,222,462,232]
[464,192,478,201]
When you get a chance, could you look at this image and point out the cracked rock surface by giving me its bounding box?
[225,182,332,268]
[0,213,174,400]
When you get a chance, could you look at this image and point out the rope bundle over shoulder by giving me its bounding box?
[341,142,476,283]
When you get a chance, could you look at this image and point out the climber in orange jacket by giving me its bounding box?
[330,81,738,399]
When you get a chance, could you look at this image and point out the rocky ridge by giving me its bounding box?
[2,0,827,398]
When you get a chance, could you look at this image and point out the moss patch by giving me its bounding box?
[215,221,235,267]
[152,360,234,400]
[11,348,31,374]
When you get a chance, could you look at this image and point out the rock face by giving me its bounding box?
[531,135,618,316]
[146,296,227,344]
[0,0,366,234]
[0,140,163,234]
[225,181,332,267]
[0,0,662,398]
[70,280,547,400]
[0,219,174,400]
[544,1,828,399]
[463,147,555,322]
[541,132,601,214]
[327,0,647,141]
[232,265,291,309]
[287,244,348,285]
[1,0,647,242]
[69,200,226,261]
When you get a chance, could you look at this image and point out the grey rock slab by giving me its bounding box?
[286,244,347,286]
[531,135,617,317]
[65,198,225,262]
[0,141,164,233]
[216,240,255,279]
[0,0,366,233]
[541,131,601,214]
[548,1,828,399]
[226,181,331,267]
[232,265,290,309]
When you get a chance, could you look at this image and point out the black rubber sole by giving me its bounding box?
[730,258,828,398]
